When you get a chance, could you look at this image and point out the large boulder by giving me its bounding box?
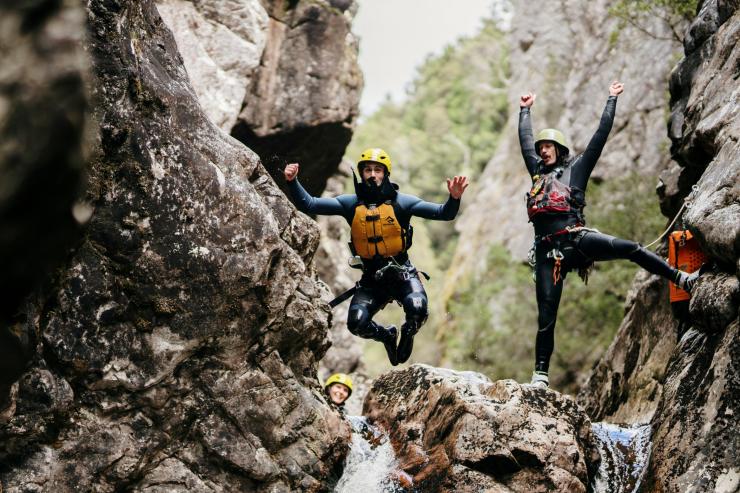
[158,0,362,195]
[363,365,600,492]
[155,0,270,131]
[230,0,363,196]
[0,1,350,491]
[580,2,740,491]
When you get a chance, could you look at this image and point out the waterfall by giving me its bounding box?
[334,416,408,493]
[591,422,652,493]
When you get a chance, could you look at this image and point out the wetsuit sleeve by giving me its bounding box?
[518,107,540,177]
[404,194,460,220]
[573,96,617,186]
[288,179,348,216]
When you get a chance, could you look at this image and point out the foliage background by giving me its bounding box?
[341,6,675,393]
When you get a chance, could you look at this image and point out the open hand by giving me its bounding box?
[284,163,299,181]
[447,176,469,199]
[609,81,624,96]
[520,92,536,108]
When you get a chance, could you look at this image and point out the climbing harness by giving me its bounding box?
[547,248,565,284]
[329,285,358,308]
[328,257,429,309]
[374,257,430,283]
[528,224,599,284]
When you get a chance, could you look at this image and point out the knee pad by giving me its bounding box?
[346,305,375,338]
[403,292,428,328]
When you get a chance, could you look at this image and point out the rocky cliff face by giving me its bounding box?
[364,365,600,492]
[158,0,362,197]
[579,1,739,491]
[0,0,89,409]
[232,0,362,196]
[157,0,366,386]
[0,1,353,491]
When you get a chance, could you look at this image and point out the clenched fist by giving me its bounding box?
[609,81,624,96]
[520,92,536,108]
[284,163,299,181]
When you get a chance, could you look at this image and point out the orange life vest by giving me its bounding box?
[350,202,406,259]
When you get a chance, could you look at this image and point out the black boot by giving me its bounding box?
[397,322,417,364]
[375,325,398,366]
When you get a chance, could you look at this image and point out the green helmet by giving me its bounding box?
[535,129,569,157]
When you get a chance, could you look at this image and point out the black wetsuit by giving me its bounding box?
[519,97,682,374]
[288,179,459,343]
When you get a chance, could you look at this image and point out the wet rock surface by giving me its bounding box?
[581,2,740,491]
[0,0,89,404]
[363,365,600,492]
[0,1,350,491]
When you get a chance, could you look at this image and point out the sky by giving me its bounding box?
[353,0,497,117]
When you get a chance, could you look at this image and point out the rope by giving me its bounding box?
[643,185,697,250]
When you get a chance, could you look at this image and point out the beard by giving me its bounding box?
[354,173,397,203]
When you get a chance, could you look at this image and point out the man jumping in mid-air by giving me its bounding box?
[285,148,468,365]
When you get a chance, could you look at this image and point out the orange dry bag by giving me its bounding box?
[668,230,707,302]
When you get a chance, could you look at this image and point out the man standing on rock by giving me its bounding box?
[284,148,468,366]
[519,82,702,388]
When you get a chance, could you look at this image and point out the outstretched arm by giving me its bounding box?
[519,92,540,176]
[284,163,348,216]
[406,176,468,220]
[576,81,622,182]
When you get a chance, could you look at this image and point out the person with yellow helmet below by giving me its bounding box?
[284,149,469,365]
[519,82,703,389]
[324,373,353,412]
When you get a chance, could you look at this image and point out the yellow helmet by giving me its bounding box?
[358,148,392,175]
[324,373,353,396]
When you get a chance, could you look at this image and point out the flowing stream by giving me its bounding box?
[591,422,652,493]
[334,417,651,492]
[334,416,406,493]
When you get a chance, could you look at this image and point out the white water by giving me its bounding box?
[334,416,405,493]
[591,423,652,493]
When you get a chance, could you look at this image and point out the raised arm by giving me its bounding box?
[404,176,468,220]
[576,82,622,181]
[285,163,348,216]
[518,92,540,177]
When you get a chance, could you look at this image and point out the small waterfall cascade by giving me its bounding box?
[334,416,408,493]
[591,422,652,493]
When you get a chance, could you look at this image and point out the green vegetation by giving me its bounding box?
[608,0,698,42]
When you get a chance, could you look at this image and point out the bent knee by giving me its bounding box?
[403,293,428,322]
[347,306,371,335]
